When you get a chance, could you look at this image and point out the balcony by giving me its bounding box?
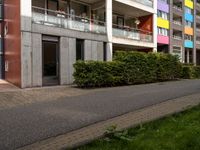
[173,20,182,26]
[32,7,106,35]
[173,5,182,11]
[113,24,153,43]
[173,35,182,40]
[134,0,153,7]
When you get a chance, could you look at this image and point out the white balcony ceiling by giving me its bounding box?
[113,1,152,17]
[74,0,103,4]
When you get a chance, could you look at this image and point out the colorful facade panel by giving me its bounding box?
[157,35,169,44]
[157,18,169,29]
[185,27,194,35]
[157,0,169,13]
[185,13,194,22]
[185,0,194,9]
[184,40,194,48]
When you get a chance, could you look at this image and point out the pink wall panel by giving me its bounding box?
[157,35,169,45]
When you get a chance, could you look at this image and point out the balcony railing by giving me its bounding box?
[173,35,182,40]
[32,6,106,34]
[113,24,153,42]
[173,5,182,11]
[197,40,200,44]
[134,0,153,7]
[173,20,182,25]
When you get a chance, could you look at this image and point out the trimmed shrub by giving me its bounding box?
[181,65,200,79]
[156,53,182,81]
[73,52,183,88]
[192,66,200,78]
[73,61,125,87]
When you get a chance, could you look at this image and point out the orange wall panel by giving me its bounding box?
[4,0,21,87]
[138,15,153,32]
[185,27,194,35]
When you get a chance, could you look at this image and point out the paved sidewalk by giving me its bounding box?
[1,79,200,150]
[18,93,200,150]
[0,80,19,92]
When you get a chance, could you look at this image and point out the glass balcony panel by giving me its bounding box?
[32,7,106,34]
[113,25,153,42]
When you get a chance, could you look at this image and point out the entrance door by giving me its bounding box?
[42,40,59,86]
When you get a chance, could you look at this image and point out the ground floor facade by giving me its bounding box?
[17,23,154,88]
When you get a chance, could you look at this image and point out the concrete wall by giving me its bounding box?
[32,33,42,87]
[20,30,105,87]
[60,37,76,85]
[84,40,104,61]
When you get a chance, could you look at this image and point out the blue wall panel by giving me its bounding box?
[184,40,194,48]
[185,13,194,22]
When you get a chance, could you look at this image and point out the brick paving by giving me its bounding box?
[0,86,90,110]
[18,93,200,150]
[0,80,19,92]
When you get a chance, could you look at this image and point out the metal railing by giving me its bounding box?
[196,40,200,44]
[112,24,153,42]
[32,6,106,34]
[173,5,182,11]
[134,0,153,7]
[173,35,182,40]
[173,20,182,25]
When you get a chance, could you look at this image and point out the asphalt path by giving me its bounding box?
[0,79,200,150]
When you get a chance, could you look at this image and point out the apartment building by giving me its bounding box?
[0,0,157,88]
[157,0,200,64]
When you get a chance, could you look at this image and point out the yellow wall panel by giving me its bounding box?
[157,18,169,29]
[185,0,194,9]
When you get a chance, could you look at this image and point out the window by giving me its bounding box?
[158,27,168,36]
[157,10,168,20]
[185,7,192,14]
[76,39,84,60]
[103,42,107,61]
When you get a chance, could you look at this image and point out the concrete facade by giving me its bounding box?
[2,0,157,88]
[159,0,200,65]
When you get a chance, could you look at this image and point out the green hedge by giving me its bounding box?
[181,66,200,79]
[73,51,183,88]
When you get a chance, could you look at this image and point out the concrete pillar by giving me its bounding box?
[187,49,190,64]
[193,2,197,65]
[21,32,32,88]
[106,0,113,61]
[21,0,32,88]
[84,40,92,60]
[68,38,76,84]
[153,0,157,53]
[91,41,98,60]
[60,37,76,85]
[20,0,32,31]
[97,42,104,61]
[32,33,42,87]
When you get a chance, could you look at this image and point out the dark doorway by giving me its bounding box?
[42,40,59,86]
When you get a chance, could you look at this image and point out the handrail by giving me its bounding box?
[32,6,106,26]
[112,23,152,35]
